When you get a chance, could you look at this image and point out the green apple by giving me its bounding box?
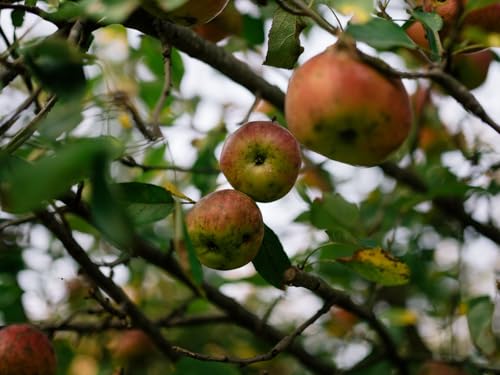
[285,42,412,166]
[220,121,302,202]
[186,189,264,270]
[0,324,57,375]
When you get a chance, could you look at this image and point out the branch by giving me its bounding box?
[42,314,231,335]
[59,193,338,375]
[171,301,333,366]
[125,10,286,112]
[380,162,500,245]
[36,210,180,362]
[283,266,409,375]
[356,52,500,135]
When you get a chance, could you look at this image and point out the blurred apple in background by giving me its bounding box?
[194,0,243,43]
[0,324,57,375]
[450,49,495,90]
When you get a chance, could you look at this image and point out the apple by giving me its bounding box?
[285,42,412,166]
[406,20,430,49]
[219,121,302,202]
[418,360,470,375]
[194,0,243,43]
[326,307,358,337]
[450,49,494,90]
[108,329,155,362]
[186,189,264,270]
[142,0,229,26]
[407,0,500,48]
[0,324,57,375]
[462,1,500,34]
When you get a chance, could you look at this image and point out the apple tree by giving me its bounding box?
[0,0,499,374]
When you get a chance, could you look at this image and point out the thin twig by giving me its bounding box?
[171,301,333,366]
[4,95,57,153]
[0,87,41,137]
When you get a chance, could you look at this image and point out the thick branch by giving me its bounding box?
[125,10,285,111]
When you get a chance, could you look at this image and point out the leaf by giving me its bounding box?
[38,99,83,140]
[114,182,174,225]
[179,203,203,285]
[263,7,305,69]
[410,9,443,60]
[0,137,122,213]
[467,296,497,356]
[309,193,361,242]
[252,225,292,289]
[21,36,86,100]
[346,17,417,50]
[90,155,134,249]
[337,247,411,286]
[11,9,25,27]
[411,10,443,32]
[163,181,194,203]
[49,0,140,24]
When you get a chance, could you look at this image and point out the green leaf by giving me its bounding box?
[192,125,225,195]
[310,193,361,241]
[410,9,443,60]
[90,156,134,249]
[0,137,123,213]
[412,10,443,32]
[113,182,174,225]
[173,357,239,375]
[82,0,140,23]
[11,9,25,27]
[242,15,265,46]
[252,225,292,289]
[337,247,411,286]
[467,296,498,356]
[180,203,203,285]
[21,36,86,100]
[38,99,83,140]
[263,7,305,69]
[346,17,417,49]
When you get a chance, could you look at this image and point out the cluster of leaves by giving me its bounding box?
[0,1,499,374]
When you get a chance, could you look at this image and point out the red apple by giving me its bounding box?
[285,42,412,166]
[186,189,264,270]
[0,324,57,375]
[108,329,155,362]
[450,49,494,89]
[220,121,302,202]
[418,360,470,375]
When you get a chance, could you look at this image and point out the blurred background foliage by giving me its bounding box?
[0,0,499,374]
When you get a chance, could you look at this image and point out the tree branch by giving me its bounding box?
[380,162,500,245]
[36,210,180,362]
[171,301,334,366]
[283,266,409,375]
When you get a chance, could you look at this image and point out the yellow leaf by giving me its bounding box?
[163,181,195,203]
[338,247,410,286]
[117,112,132,129]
